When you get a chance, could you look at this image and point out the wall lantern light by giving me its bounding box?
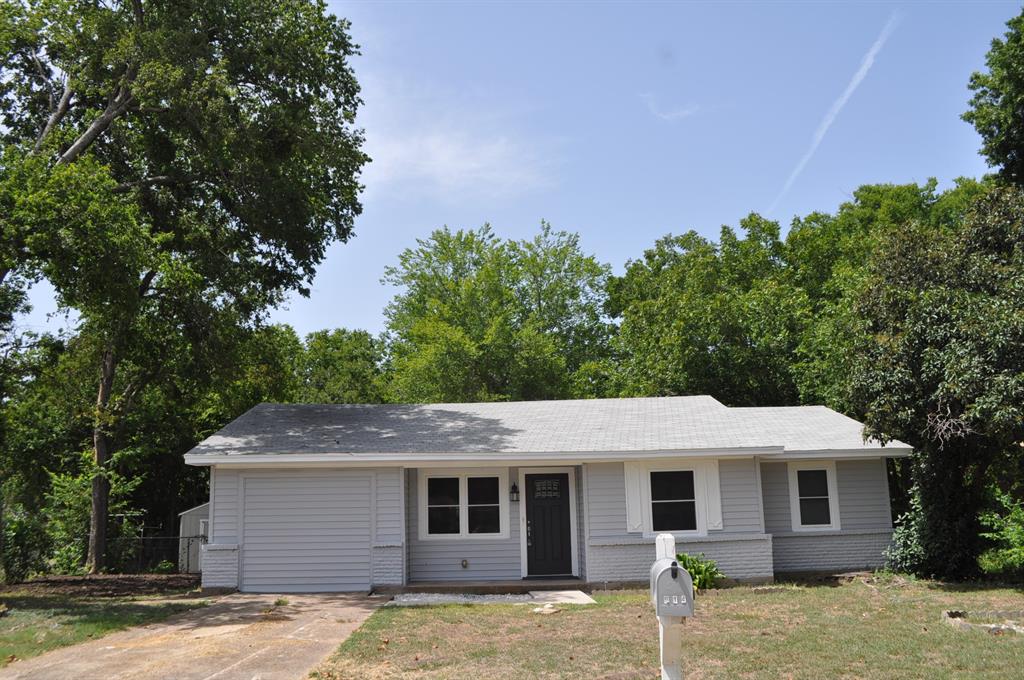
[510,482,520,502]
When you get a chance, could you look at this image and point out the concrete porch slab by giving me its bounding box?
[529,589,596,604]
[387,589,596,607]
[375,577,585,595]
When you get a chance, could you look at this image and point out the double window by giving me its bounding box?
[788,461,841,531]
[420,470,508,539]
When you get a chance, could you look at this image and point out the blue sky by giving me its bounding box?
[21,1,1019,337]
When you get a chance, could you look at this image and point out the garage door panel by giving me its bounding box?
[240,471,372,592]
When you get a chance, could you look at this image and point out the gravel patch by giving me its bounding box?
[388,593,536,606]
[387,590,596,607]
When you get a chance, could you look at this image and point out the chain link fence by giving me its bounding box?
[91,534,208,574]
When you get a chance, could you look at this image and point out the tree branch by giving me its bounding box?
[56,90,134,166]
[30,53,54,110]
[112,175,176,193]
[33,83,74,153]
[138,269,157,297]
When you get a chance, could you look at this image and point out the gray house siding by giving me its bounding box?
[761,459,893,573]
[210,467,240,544]
[576,464,587,580]
[372,468,405,586]
[405,468,522,582]
[719,458,764,533]
[203,466,405,591]
[582,460,774,582]
[239,470,372,592]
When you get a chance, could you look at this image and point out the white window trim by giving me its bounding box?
[787,460,841,532]
[518,467,580,578]
[417,468,510,541]
[640,462,709,539]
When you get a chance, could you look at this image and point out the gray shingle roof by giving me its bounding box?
[184,396,910,459]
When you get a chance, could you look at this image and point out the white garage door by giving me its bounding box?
[240,471,372,592]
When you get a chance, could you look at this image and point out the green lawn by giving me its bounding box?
[313,576,1024,679]
[0,593,204,667]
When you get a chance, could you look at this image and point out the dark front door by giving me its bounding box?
[525,473,572,576]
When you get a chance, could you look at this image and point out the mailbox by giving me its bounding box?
[650,557,694,618]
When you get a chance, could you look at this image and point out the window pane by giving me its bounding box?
[468,477,499,505]
[797,469,829,498]
[799,498,831,526]
[651,501,697,531]
[428,506,460,534]
[650,471,695,501]
[468,506,500,534]
[427,477,460,506]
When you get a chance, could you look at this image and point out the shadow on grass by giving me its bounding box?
[1,594,196,629]
[922,580,1024,595]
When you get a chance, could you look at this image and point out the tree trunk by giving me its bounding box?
[85,348,117,574]
[916,440,991,578]
[0,494,7,583]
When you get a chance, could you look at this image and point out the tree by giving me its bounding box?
[851,186,1024,577]
[964,9,1024,185]
[609,215,808,405]
[383,223,609,402]
[505,222,612,375]
[787,180,987,412]
[298,328,385,404]
[1,0,367,571]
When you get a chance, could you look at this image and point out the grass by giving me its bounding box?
[312,575,1024,679]
[0,592,204,667]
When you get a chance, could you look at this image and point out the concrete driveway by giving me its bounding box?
[0,592,383,680]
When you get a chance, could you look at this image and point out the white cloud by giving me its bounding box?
[767,12,900,215]
[640,93,699,121]
[357,76,557,202]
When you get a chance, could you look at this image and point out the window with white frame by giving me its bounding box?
[788,461,840,531]
[426,477,460,534]
[419,469,508,539]
[649,470,698,532]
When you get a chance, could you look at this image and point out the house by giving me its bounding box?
[177,502,209,574]
[183,396,910,593]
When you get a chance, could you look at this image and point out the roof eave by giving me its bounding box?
[183,446,786,467]
[777,446,913,459]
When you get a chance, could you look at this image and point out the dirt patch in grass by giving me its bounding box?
[313,577,1024,679]
[0,574,199,599]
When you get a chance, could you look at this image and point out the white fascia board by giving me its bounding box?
[776,447,913,460]
[184,446,784,468]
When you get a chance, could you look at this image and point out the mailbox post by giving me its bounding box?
[650,533,694,680]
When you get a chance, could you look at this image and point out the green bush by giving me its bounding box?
[44,452,143,573]
[151,559,177,574]
[675,552,723,591]
[978,491,1024,579]
[1,505,50,583]
[884,491,926,575]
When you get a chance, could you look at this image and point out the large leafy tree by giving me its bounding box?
[1,0,366,570]
[384,223,610,402]
[964,9,1024,185]
[788,180,988,412]
[298,328,386,404]
[609,215,808,405]
[851,186,1024,577]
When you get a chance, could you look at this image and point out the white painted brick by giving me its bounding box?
[201,545,239,589]
[372,545,404,585]
[587,536,774,583]
[772,530,892,573]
